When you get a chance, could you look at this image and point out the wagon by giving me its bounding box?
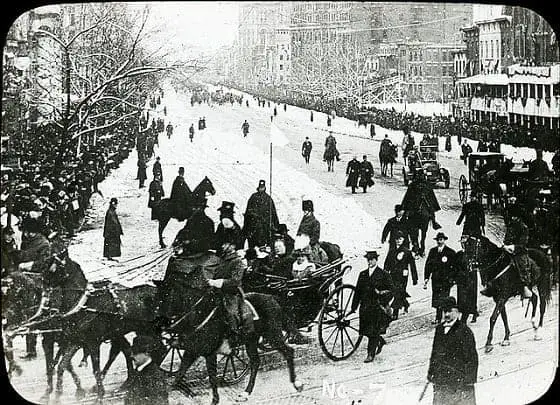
[458,152,505,207]
[403,145,450,188]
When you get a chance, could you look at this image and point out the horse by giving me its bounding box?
[462,236,552,353]
[156,251,303,404]
[18,249,163,404]
[379,143,398,177]
[324,137,338,172]
[151,176,216,248]
[478,157,514,209]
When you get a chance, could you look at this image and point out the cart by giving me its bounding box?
[458,152,505,207]
[403,145,450,188]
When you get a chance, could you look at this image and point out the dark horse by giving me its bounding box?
[151,176,216,248]
[323,136,338,172]
[379,143,398,177]
[462,236,551,353]
[477,157,514,209]
[156,252,302,404]
[17,249,163,404]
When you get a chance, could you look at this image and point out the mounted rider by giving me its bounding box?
[401,126,415,159]
[323,132,341,161]
[170,167,192,221]
[207,227,254,348]
[482,204,540,298]
[172,196,215,256]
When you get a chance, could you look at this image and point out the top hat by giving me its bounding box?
[364,251,379,260]
[434,232,448,240]
[276,224,288,234]
[217,201,235,213]
[110,197,118,205]
[440,296,458,311]
[302,200,314,212]
[131,335,156,355]
[257,180,266,190]
[394,204,404,213]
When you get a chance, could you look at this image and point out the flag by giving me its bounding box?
[270,122,289,147]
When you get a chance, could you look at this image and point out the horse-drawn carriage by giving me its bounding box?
[402,145,450,188]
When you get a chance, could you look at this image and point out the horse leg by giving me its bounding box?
[40,333,55,402]
[499,306,511,346]
[89,344,105,403]
[205,354,220,405]
[159,217,170,248]
[529,293,543,341]
[485,301,502,353]
[240,338,260,399]
[419,220,428,257]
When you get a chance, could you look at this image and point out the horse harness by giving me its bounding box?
[465,236,513,284]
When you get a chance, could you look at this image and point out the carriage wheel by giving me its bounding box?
[458,175,470,204]
[216,345,250,386]
[403,168,409,186]
[318,284,363,361]
[159,331,185,376]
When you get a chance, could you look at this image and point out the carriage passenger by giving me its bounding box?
[296,200,328,265]
[274,223,295,254]
[527,149,551,180]
[214,201,244,251]
[292,247,316,280]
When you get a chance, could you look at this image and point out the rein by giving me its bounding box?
[466,237,513,284]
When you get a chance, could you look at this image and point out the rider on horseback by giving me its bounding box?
[481,204,539,298]
[170,167,192,221]
[172,196,215,256]
[324,132,341,161]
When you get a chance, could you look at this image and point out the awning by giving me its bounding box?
[457,74,508,86]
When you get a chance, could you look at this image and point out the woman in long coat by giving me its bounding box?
[103,198,123,259]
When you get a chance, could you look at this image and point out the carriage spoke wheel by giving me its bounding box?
[216,345,250,386]
[159,331,185,376]
[459,175,470,204]
[318,284,362,361]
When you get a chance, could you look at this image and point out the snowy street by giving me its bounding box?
[8,83,558,405]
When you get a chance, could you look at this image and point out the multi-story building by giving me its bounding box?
[461,25,480,76]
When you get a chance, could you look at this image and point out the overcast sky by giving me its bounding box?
[148,1,240,55]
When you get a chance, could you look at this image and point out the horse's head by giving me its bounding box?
[522,159,531,168]
[503,157,514,171]
[193,176,216,197]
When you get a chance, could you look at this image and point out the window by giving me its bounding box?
[529,84,535,98]
[545,84,551,98]
[537,84,543,99]
[522,83,528,97]
[280,64,283,70]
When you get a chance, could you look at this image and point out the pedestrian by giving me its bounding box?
[456,192,485,237]
[246,100,249,107]
[370,123,376,138]
[345,156,361,194]
[214,201,244,251]
[427,296,478,405]
[349,251,394,363]
[148,174,164,220]
[455,238,479,323]
[166,122,173,139]
[327,116,332,127]
[445,134,452,152]
[381,204,411,253]
[273,106,277,116]
[384,231,417,320]
[242,120,250,137]
[310,111,314,122]
[461,140,472,165]
[242,180,279,249]
[103,198,123,261]
[359,155,375,193]
[302,137,312,164]
[124,335,168,405]
[152,156,162,182]
[189,124,195,142]
[198,117,204,130]
[424,232,457,324]
[137,156,147,188]
[284,103,287,112]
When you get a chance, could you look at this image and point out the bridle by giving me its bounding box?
[463,235,512,283]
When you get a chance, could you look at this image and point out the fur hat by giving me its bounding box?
[302,200,314,212]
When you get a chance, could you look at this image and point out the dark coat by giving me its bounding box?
[137,160,147,182]
[454,251,478,315]
[359,160,375,188]
[213,250,248,332]
[477,140,488,152]
[381,215,411,250]
[504,217,529,252]
[152,161,162,179]
[103,206,123,258]
[384,244,417,309]
[445,135,452,152]
[527,159,550,180]
[170,175,191,202]
[215,220,244,250]
[124,360,168,405]
[1,238,19,273]
[18,233,51,273]
[302,140,312,156]
[174,210,215,254]
[428,320,478,387]
[297,212,320,246]
[242,191,279,247]
[351,267,394,337]
[401,179,441,214]
[456,200,485,237]
[148,180,165,220]
[424,245,457,308]
[345,159,361,188]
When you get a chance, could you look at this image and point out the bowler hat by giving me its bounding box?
[395,230,405,239]
[302,200,314,212]
[217,201,235,213]
[440,296,458,311]
[257,180,266,190]
[131,335,156,355]
[434,232,448,240]
[364,251,379,260]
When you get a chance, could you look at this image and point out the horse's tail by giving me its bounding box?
[529,248,552,305]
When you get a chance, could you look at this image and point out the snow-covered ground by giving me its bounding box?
[7,80,558,405]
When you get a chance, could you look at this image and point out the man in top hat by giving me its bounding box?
[215,201,244,251]
[137,155,147,188]
[456,192,485,238]
[384,230,417,320]
[427,296,478,405]
[103,198,123,261]
[424,232,457,324]
[124,335,168,405]
[173,195,215,256]
[350,251,394,363]
[302,137,312,164]
[170,167,192,221]
[296,199,328,265]
[152,156,162,182]
[242,180,279,249]
[382,204,411,254]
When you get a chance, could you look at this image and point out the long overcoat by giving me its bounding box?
[148,180,165,220]
[428,320,478,405]
[454,250,478,315]
[152,160,162,181]
[174,210,215,254]
[359,160,375,188]
[381,215,411,251]
[124,360,168,405]
[384,244,417,309]
[401,178,441,215]
[351,267,394,337]
[456,200,485,237]
[242,191,279,247]
[103,206,123,257]
[296,212,320,246]
[345,159,361,188]
[424,245,457,308]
